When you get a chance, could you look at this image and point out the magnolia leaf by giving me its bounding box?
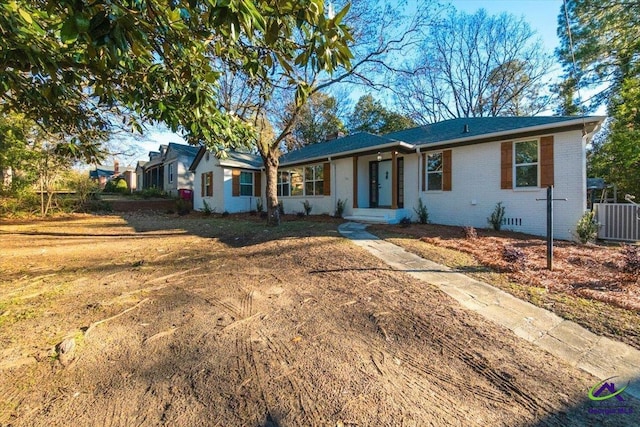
[60,17,79,44]
[18,8,33,24]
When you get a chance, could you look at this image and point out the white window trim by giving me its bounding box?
[513,139,540,189]
[278,164,324,197]
[168,163,174,183]
[239,171,254,197]
[426,151,443,192]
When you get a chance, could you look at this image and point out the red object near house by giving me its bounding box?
[178,189,193,201]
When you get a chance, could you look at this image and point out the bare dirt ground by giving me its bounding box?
[1,213,638,426]
[370,223,640,350]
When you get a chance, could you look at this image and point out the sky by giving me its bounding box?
[104,0,569,170]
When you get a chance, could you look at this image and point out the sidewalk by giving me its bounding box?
[338,222,640,400]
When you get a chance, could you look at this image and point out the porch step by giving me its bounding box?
[344,208,408,225]
[343,215,398,225]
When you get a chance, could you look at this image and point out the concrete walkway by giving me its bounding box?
[338,222,640,400]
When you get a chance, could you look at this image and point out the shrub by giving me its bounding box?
[488,202,505,231]
[399,216,412,227]
[463,226,478,240]
[575,211,599,244]
[176,199,190,215]
[502,245,526,271]
[222,211,229,217]
[278,201,285,215]
[622,244,640,275]
[302,200,312,216]
[139,187,167,199]
[413,198,429,224]
[202,200,214,216]
[256,198,264,213]
[296,211,306,218]
[335,198,347,218]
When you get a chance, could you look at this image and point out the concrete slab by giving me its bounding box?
[547,321,600,354]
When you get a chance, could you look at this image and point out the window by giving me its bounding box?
[277,164,325,197]
[204,172,213,196]
[426,152,443,191]
[304,164,324,196]
[277,171,290,197]
[168,163,174,183]
[514,140,538,187]
[240,171,253,196]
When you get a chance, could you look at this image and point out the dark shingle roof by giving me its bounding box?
[167,142,201,157]
[385,116,591,146]
[89,168,114,178]
[219,151,263,169]
[280,133,397,165]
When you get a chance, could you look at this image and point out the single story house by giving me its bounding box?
[190,149,263,213]
[137,143,200,197]
[190,116,605,240]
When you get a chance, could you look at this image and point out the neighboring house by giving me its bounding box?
[191,116,605,240]
[190,149,263,213]
[138,143,200,196]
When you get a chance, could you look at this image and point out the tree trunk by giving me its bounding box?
[263,151,280,226]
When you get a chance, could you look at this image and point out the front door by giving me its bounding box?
[378,160,392,207]
[369,160,392,207]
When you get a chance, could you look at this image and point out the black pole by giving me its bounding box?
[547,185,553,271]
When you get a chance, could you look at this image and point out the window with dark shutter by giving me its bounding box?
[540,136,554,187]
[442,150,452,191]
[232,169,240,196]
[323,162,331,196]
[501,141,513,189]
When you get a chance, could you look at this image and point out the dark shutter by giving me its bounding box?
[323,162,331,196]
[201,173,205,197]
[421,153,426,192]
[501,142,513,189]
[254,172,261,197]
[540,136,554,187]
[232,169,240,197]
[443,150,452,191]
[207,172,213,196]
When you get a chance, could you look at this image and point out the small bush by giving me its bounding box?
[502,245,526,271]
[575,211,599,244]
[296,211,306,218]
[202,200,214,216]
[335,198,347,218]
[622,244,640,275]
[413,198,429,224]
[176,199,190,215]
[488,202,505,231]
[222,211,229,217]
[302,200,312,216]
[399,216,412,227]
[277,201,285,215]
[256,198,264,213]
[139,187,167,199]
[463,226,477,240]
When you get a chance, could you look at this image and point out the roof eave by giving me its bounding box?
[279,141,415,166]
[415,116,606,150]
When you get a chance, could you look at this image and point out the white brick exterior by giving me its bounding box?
[416,130,586,240]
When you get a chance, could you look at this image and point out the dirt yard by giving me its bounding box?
[1,213,638,426]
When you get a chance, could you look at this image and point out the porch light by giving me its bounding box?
[377,152,382,162]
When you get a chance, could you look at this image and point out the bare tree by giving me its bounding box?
[212,0,440,223]
[395,8,555,124]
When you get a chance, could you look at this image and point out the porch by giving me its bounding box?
[344,208,410,225]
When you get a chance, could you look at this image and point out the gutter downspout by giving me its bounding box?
[416,146,421,220]
[328,156,335,216]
